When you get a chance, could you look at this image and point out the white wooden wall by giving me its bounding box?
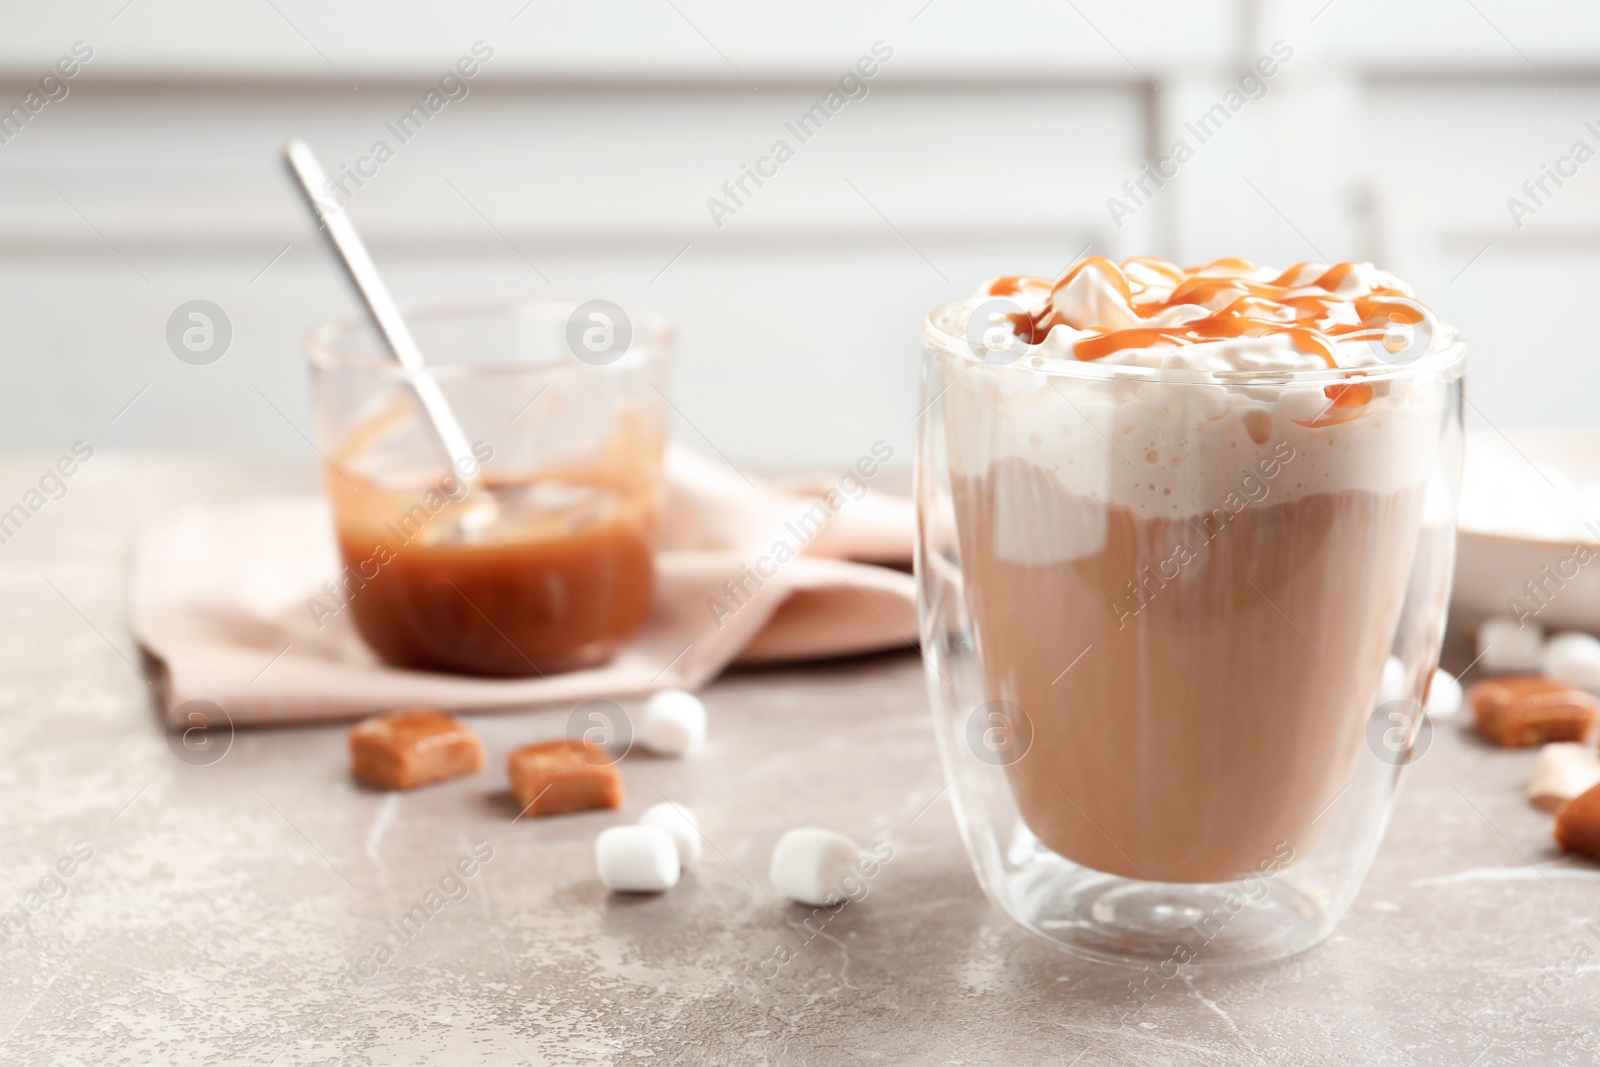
[2,0,1597,472]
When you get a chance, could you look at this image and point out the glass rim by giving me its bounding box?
[923,298,1466,387]
[305,298,673,378]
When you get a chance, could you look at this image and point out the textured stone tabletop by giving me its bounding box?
[1,454,1597,1066]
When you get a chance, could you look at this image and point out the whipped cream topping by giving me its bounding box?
[971,256,1444,376]
[934,256,1463,532]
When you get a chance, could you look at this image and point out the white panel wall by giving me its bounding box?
[0,0,1595,472]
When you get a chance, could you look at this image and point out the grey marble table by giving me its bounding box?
[0,454,1596,1066]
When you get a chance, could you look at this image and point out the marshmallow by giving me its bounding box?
[770,828,862,907]
[1528,743,1600,813]
[1425,669,1463,721]
[1543,632,1600,691]
[595,826,680,893]
[639,690,706,756]
[1477,616,1544,674]
[639,801,701,866]
[1378,656,1406,705]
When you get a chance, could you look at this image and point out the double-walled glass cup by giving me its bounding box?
[916,302,1465,968]
[307,299,670,677]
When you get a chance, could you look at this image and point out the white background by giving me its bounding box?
[2,0,1596,474]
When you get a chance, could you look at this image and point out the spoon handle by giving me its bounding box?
[283,138,481,481]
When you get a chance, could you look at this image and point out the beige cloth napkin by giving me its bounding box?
[132,447,917,727]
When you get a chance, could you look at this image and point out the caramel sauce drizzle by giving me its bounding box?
[991,257,1424,368]
[989,257,1430,420]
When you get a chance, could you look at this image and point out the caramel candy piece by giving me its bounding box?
[1469,676,1599,748]
[349,710,485,790]
[1555,783,1600,860]
[508,741,624,817]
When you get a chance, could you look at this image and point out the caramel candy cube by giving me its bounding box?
[1469,676,1599,748]
[508,741,624,817]
[1555,782,1600,860]
[349,710,485,790]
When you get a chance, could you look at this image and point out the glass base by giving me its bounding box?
[1002,854,1329,971]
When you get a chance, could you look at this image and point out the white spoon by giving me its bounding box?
[283,139,495,526]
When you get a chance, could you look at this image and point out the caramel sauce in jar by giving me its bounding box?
[325,409,663,677]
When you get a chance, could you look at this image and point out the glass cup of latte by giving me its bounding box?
[916,257,1465,967]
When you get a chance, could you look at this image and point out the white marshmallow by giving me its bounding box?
[769,828,862,907]
[639,690,707,756]
[639,801,701,866]
[1425,669,1463,721]
[1527,743,1600,813]
[1477,616,1544,674]
[595,826,680,893]
[1378,656,1406,706]
[1543,632,1600,691]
